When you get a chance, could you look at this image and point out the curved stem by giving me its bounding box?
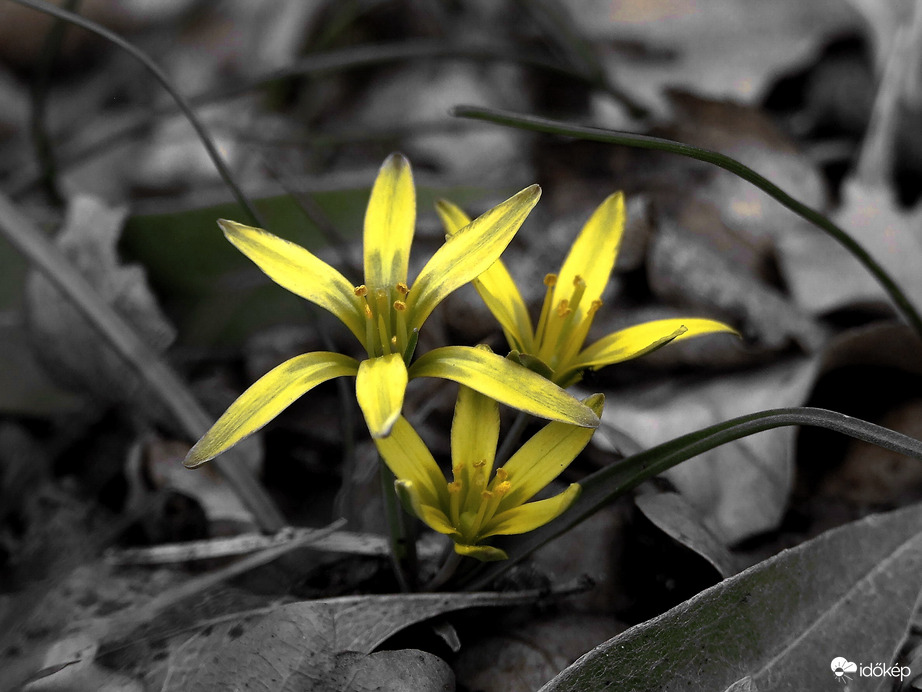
[10,0,263,227]
[452,105,922,340]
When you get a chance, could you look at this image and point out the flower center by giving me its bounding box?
[447,462,511,544]
[534,273,602,372]
[354,282,416,359]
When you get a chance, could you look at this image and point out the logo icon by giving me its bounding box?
[831,657,857,683]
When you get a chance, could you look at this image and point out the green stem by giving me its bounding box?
[452,105,922,340]
[380,462,413,592]
[10,0,263,227]
[495,410,531,465]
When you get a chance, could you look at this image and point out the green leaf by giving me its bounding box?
[465,407,922,589]
[539,503,922,691]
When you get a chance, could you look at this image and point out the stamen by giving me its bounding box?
[493,468,508,483]
[377,314,392,354]
[536,274,559,349]
[556,299,571,318]
[557,298,603,369]
[393,300,407,311]
[396,282,409,296]
[354,285,368,297]
[448,481,462,526]
[393,301,409,358]
[568,276,587,314]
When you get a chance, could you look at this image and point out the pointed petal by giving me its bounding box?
[556,192,624,320]
[375,418,449,508]
[451,385,500,479]
[571,318,739,372]
[499,394,604,509]
[483,483,581,537]
[356,353,408,438]
[364,153,415,288]
[219,219,364,342]
[408,345,599,428]
[436,198,534,352]
[453,543,509,561]
[394,480,457,536]
[407,185,541,330]
[185,352,358,467]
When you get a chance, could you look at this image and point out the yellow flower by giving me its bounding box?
[185,154,600,467]
[437,192,738,387]
[374,384,604,561]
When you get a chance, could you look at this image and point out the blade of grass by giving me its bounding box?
[463,406,922,589]
[9,0,263,227]
[9,40,646,198]
[451,105,922,340]
[28,0,82,205]
[0,191,285,532]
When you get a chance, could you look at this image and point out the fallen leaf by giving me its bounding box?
[634,491,738,578]
[540,503,922,691]
[162,589,555,691]
[592,357,820,543]
[24,194,176,414]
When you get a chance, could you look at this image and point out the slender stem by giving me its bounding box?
[28,0,81,204]
[495,410,531,465]
[0,191,285,532]
[424,551,464,592]
[452,105,922,340]
[10,0,263,227]
[380,462,413,592]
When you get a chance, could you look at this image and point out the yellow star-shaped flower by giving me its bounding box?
[437,192,737,387]
[374,383,604,561]
[185,154,599,467]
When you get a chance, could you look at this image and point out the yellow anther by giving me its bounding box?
[354,285,368,297]
[544,273,558,287]
[363,303,373,319]
[557,299,571,318]
[473,459,487,468]
[481,490,494,500]
[494,468,508,482]
[390,335,398,349]
[448,481,462,494]
[396,282,409,295]
[494,481,512,496]
[589,299,602,314]
[393,300,407,311]
[452,463,464,477]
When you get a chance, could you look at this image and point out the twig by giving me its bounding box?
[0,191,285,532]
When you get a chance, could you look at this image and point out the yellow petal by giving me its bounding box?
[436,199,535,352]
[451,385,500,480]
[375,418,449,508]
[394,480,457,537]
[407,185,541,330]
[184,352,359,467]
[364,153,415,288]
[408,345,599,428]
[453,543,509,561]
[483,483,581,537]
[571,318,739,372]
[356,353,408,438]
[498,394,604,509]
[556,192,624,321]
[219,219,364,343]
